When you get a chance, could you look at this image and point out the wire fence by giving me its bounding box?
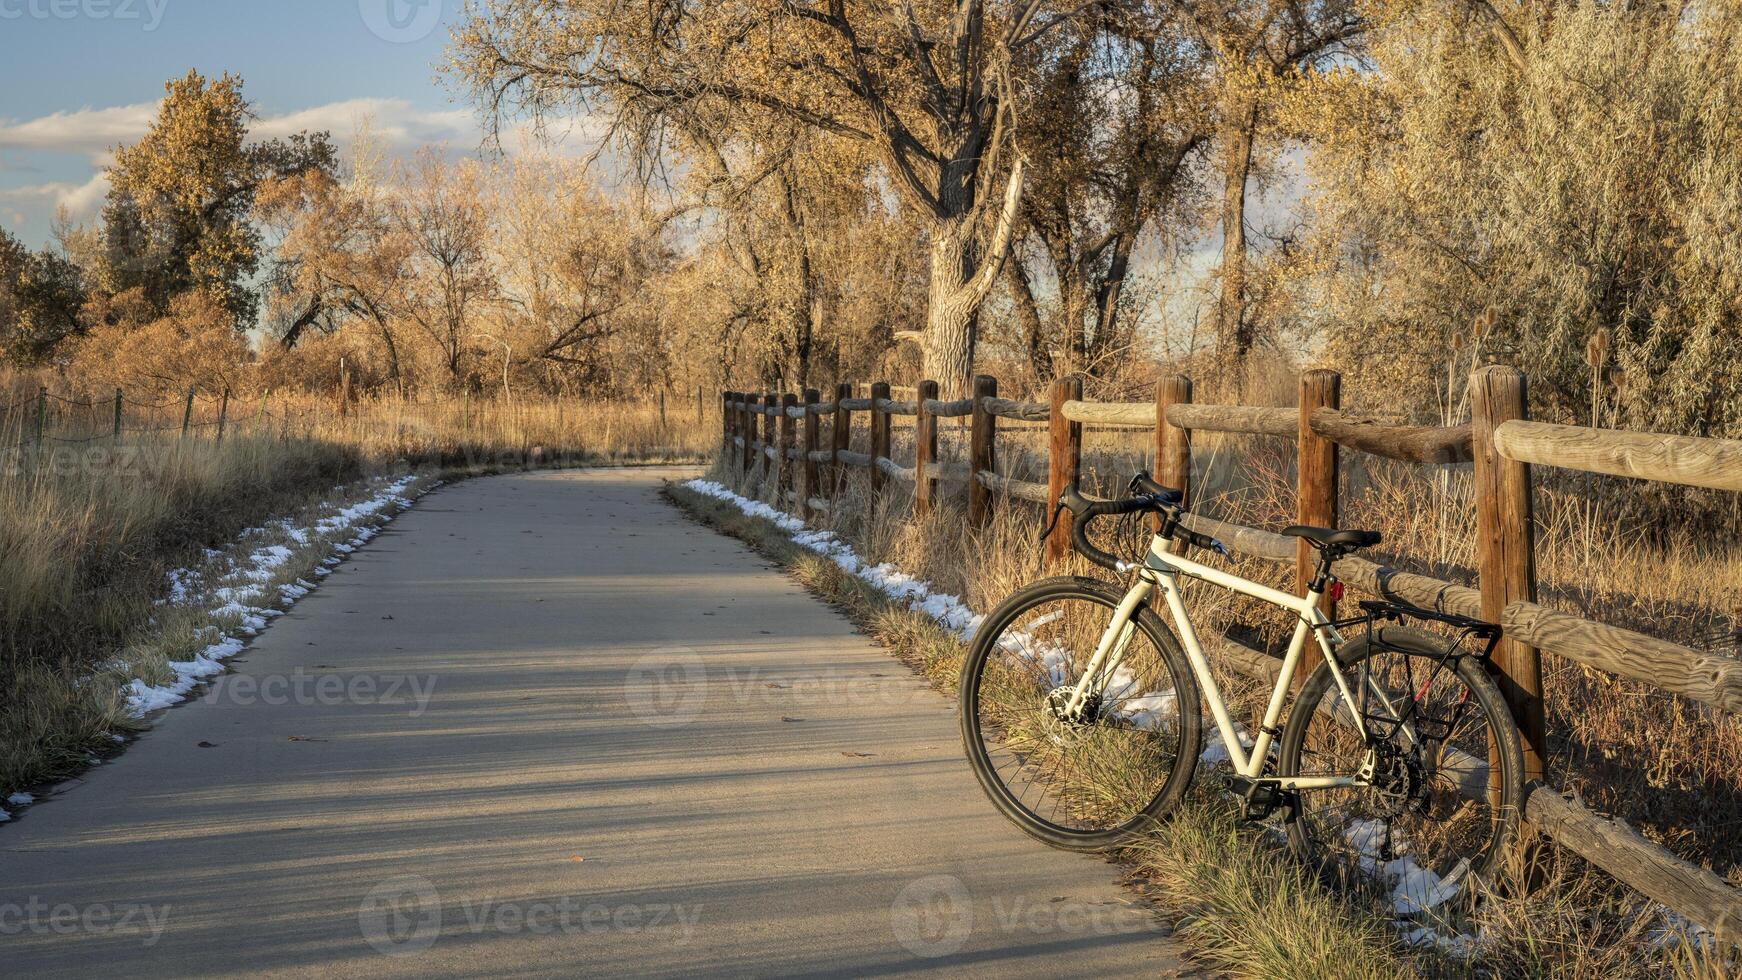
[0,384,320,452]
[0,381,722,466]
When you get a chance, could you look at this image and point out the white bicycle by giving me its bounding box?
[959,471,1523,901]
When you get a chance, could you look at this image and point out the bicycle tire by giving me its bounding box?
[959,576,1202,852]
[1278,624,1525,903]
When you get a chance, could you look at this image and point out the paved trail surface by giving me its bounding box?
[0,468,1192,978]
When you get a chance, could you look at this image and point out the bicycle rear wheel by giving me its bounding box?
[959,576,1201,852]
[1278,625,1524,913]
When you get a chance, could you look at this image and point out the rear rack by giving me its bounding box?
[1331,598,1504,661]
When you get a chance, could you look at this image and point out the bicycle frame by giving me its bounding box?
[1062,534,1371,792]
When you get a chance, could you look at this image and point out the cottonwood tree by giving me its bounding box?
[1175,0,1361,371]
[386,153,498,387]
[69,290,251,394]
[1298,0,1742,436]
[1002,10,1213,383]
[256,170,412,389]
[492,154,668,391]
[664,116,902,389]
[0,226,86,366]
[451,0,1098,391]
[101,70,337,326]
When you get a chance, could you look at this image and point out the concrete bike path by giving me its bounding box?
[0,467,1194,978]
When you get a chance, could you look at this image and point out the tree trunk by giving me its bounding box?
[1217,95,1259,373]
[920,158,1026,396]
[781,172,817,388]
[1003,256,1051,382]
[923,219,981,393]
[1092,233,1134,365]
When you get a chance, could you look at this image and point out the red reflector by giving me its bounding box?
[1330,582,1345,601]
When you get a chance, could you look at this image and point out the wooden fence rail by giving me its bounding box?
[721,369,1742,939]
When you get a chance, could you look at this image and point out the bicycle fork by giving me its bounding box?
[1060,576,1155,719]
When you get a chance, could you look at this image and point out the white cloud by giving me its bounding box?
[253,97,478,154]
[0,102,160,160]
[0,172,110,221]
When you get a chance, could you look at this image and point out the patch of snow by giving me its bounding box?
[1199,722,1255,765]
[687,480,985,641]
[122,475,425,718]
[7,793,34,805]
[1647,906,1718,952]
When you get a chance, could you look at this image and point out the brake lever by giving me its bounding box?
[1037,501,1067,545]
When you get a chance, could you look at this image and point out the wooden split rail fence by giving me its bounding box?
[721,366,1741,939]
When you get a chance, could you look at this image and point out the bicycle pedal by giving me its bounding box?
[1223,774,1288,822]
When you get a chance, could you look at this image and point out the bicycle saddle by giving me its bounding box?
[1281,525,1382,550]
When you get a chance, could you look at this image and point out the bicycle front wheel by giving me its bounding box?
[1279,625,1524,913]
[959,576,1201,852]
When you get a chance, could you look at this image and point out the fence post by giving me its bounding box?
[659,388,668,432]
[216,388,230,444]
[1296,369,1341,684]
[752,395,773,494]
[968,374,997,525]
[339,357,350,418]
[1471,365,1545,784]
[722,391,733,454]
[256,388,269,434]
[802,388,820,518]
[744,394,756,480]
[742,395,755,473]
[914,379,940,516]
[831,382,851,497]
[112,387,123,439]
[720,391,729,450]
[1046,377,1083,565]
[181,385,195,438]
[778,392,797,506]
[869,381,891,492]
[35,386,47,448]
[696,385,704,424]
[1156,375,1193,503]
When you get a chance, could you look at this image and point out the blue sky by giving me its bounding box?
[0,0,500,247]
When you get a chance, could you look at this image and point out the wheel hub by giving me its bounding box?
[1040,687,1102,745]
[1367,743,1429,818]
